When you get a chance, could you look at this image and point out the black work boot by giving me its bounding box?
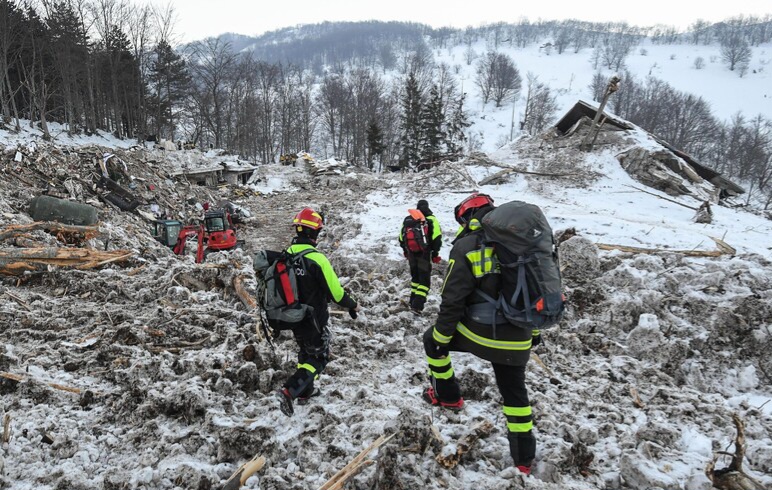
[276,388,293,416]
[296,388,321,406]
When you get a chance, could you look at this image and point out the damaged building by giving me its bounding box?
[554,100,745,200]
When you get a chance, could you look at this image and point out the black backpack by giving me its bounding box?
[253,249,314,330]
[468,201,565,330]
[403,214,430,253]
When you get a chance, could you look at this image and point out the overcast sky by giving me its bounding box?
[151,0,772,42]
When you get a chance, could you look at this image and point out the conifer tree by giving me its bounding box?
[419,84,445,163]
[365,121,385,170]
[446,92,471,156]
[399,72,423,168]
[147,40,190,140]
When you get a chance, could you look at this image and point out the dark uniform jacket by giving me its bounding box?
[270,236,357,329]
[431,210,536,366]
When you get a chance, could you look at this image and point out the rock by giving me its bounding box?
[560,236,601,283]
[619,451,681,489]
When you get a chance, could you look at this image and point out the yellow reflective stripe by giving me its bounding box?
[507,421,534,433]
[427,215,442,240]
[430,368,455,380]
[415,284,429,292]
[469,218,481,231]
[440,258,455,294]
[293,218,320,228]
[297,363,317,374]
[503,406,532,417]
[466,247,497,278]
[433,327,452,344]
[457,323,532,350]
[455,225,464,237]
[532,329,541,336]
[426,355,451,367]
[414,290,427,297]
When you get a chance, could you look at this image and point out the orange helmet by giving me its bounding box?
[454,193,494,224]
[292,207,324,231]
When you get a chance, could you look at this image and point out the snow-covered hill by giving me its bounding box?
[1,111,770,490]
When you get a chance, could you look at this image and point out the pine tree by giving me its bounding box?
[365,121,385,170]
[446,93,471,156]
[399,72,422,168]
[147,40,190,140]
[419,84,445,163]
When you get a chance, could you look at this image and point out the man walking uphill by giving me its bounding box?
[272,207,359,416]
[421,192,564,475]
[398,199,442,314]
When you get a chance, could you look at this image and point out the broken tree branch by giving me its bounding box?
[318,433,395,490]
[478,167,577,186]
[436,420,495,469]
[705,414,764,490]
[2,413,10,446]
[221,454,266,490]
[596,243,724,257]
[623,184,699,211]
[0,372,81,394]
[232,275,256,310]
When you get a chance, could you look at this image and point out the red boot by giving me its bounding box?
[516,465,531,476]
[422,387,464,410]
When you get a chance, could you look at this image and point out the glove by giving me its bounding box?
[432,256,441,264]
[349,308,358,319]
[531,334,542,348]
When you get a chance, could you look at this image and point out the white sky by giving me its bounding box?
[151,0,772,43]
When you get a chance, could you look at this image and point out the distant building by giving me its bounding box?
[171,161,257,187]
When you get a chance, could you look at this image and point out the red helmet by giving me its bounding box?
[454,193,494,224]
[292,207,324,230]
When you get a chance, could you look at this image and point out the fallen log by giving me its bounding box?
[436,420,495,469]
[706,414,764,490]
[0,247,133,275]
[319,433,395,490]
[478,167,577,186]
[596,243,723,257]
[0,221,100,243]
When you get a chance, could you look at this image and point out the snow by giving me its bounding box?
[2,26,772,490]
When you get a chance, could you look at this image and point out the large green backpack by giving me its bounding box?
[474,201,565,329]
[253,249,314,330]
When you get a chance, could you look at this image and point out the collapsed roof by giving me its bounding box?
[554,100,745,197]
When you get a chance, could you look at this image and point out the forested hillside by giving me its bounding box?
[1,1,772,205]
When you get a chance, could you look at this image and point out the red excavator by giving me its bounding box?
[151,208,241,263]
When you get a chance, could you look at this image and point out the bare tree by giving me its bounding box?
[475,51,521,107]
[720,33,752,72]
[0,0,23,128]
[520,73,558,135]
[188,37,236,148]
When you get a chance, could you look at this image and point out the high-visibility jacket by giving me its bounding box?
[286,238,357,328]
[398,213,442,257]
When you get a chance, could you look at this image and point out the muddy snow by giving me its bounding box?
[1,129,771,490]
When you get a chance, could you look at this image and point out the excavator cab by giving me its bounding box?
[204,209,238,252]
[152,220,184,248]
